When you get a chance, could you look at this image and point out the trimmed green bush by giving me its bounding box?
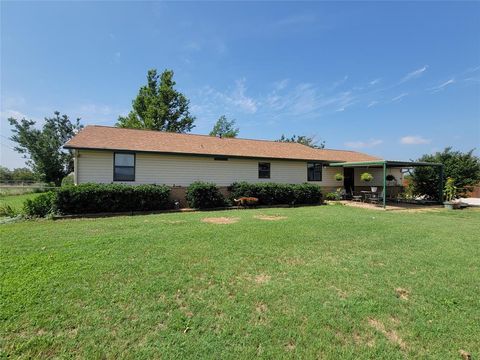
[55,184,172,214]
[186,181,227,209]
[23,192,57,217]
[61,173,74,186]
[325,192,339,201]
[228,182,322,205]
[292,183,323,204]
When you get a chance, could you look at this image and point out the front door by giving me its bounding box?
[343,168,355,195]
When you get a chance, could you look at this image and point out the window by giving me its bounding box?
[307,162,322,181]
[258,162,271,179]
[114,152,135,181]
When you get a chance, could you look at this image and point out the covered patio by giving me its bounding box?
[330,160,444,209]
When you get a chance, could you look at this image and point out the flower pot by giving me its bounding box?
[371,187,377,193]
[443,202,454,210]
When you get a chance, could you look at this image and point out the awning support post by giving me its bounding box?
[438,165,444,203]
[383,162,387,209]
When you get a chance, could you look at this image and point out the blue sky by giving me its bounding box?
[1,1,479,168]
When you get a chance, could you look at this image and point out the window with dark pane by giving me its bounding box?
[258,162,271,179]
[114,153,135,181]
[307,162,322,181]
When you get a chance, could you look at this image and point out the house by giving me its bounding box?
[64,126,404,205]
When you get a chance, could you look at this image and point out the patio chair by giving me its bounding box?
[352,192,362,202]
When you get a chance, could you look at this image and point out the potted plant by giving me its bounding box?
[386,174,396,186]
[360,172,376,192]
[443,177,459,210]
[334,173,344,182]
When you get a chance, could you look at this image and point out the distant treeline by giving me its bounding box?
[0,166,37,182]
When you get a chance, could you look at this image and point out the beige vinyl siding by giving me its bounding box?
[76,150,338,186]
[76,150,406,189]
[354,167,403,186]
[77,150,113,184]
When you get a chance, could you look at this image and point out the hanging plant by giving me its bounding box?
[360,172,373,182]
[386,174,396,182]
[334,173,344,181]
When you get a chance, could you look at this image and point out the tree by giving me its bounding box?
[209,115,239,138]
[0,166,12,182]
[8,112,82,186]
[11,168,37,182]
[411,147,480,198]
[117,69,195,133]
[276,134,325,149]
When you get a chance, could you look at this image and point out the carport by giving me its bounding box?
[330,160,444,209]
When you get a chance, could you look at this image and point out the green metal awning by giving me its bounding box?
[329,160,443,168]
[329,160,444,208]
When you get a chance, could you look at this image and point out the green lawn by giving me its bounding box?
[1,205,479,359]
[0,193,40,213]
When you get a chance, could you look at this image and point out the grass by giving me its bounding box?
[0,193,40,215]
[1,205,479,359]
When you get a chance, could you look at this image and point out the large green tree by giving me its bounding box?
[411,147,480,198]
[8,112,82,186]
[117,69,195,132]
[209,115,239,138]
[276,134,325,149]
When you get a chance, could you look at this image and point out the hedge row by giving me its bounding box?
[23,181,323,217]
[228,182,322,205]
[24,183,172,217]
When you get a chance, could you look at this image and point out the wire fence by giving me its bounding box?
[0,182,57,196]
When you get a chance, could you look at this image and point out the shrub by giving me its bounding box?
[186,181,227,209]
[292,183,323,204]
[229,182,322,205]
[325,192,339,201]
[360,172,373,182]
[0,204,19,217]
[55,183,171,214]
[443,177,457,202]
[23,192,57,217]
[61,173,74,186]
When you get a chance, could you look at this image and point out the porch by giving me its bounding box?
[330,160,444,209]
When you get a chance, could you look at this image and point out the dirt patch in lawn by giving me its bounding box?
[254,215,287,221]
[201,217,239,224]
[285,340,296,352]
[254,273,271,284]
[368,318,406,349]
[395,287,410,300]
[159,220,187,224]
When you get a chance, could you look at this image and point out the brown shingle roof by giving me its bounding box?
[64,125,381,163]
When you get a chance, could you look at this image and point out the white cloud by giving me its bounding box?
[273,79,289,91]
[429,78,455,92]
[391,93,408,102]
[0,109,28,121]
[400,135,431,145]
[227,79,257,113]
[332,75,348,88]
[400,65,428,83]
[184,41,202,51]
[344,139,383,149]
[369,78,381,86]
[367,100,379,108]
